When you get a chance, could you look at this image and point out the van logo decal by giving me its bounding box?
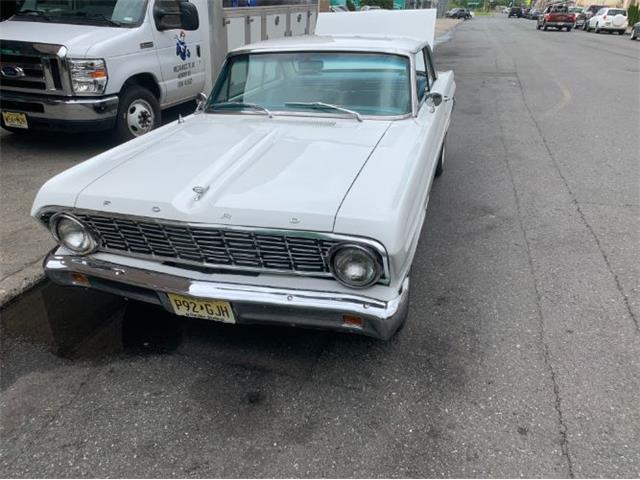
[175,31,191,61]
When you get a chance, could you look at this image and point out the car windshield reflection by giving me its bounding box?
[208,52,412,117]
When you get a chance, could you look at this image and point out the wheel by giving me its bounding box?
[435,137,446,178]
[567,27,572,31]
[595,23,600,33]
[583,21,589,31]
[631,29,638,40]
[618,30,625,35]
[543,23,548,30]
[114,85,160,143]
[537,23,542,30]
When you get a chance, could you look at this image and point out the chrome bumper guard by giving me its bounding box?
[44,252,410,340]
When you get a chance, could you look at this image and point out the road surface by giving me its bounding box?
[1,15,639,478]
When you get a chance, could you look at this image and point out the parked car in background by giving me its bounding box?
[581,4,606,30]
[446,7,472,19]
[508,6,523,17]
[526,8,541,19]
[587,7,628,34]
[569,6,585,26]
[31,10,456,341]
[537,4,576,31]
[631,21,640,40]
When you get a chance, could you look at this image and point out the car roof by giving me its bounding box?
[230,34,427,56]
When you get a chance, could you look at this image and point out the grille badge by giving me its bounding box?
[1,65,25,78]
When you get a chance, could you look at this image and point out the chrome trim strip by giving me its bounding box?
[36,207,391,284]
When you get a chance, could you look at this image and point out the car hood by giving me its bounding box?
[0,19,127,57]
[74,114,391,232]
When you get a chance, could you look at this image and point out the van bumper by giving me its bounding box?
[43,251,410,341]
[0,90,118,132]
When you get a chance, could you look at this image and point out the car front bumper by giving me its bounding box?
[0,90,118,132]
[44,251,410,340]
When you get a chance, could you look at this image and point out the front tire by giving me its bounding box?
[435,137,446,178]
[631,29,638,40]
[114,85,160,143]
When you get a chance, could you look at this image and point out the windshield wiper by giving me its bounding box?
[61,12,122,27]
[14,9,53,21]
[284,102,362,122]
[208,102,273,118]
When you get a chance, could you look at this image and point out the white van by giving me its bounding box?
[0,0,318,141]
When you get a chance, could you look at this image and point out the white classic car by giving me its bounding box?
[32,10,455,340]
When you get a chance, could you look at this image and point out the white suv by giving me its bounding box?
[587,7,628,34]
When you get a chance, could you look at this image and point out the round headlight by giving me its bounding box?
[50,213,97,255]
[329,244,382,289]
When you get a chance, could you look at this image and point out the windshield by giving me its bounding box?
[208,52,412,118]
[14,0,147,27]
[607,9,626,15]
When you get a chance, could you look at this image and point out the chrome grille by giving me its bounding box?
[0,41,66,94]
[74,213,337,275]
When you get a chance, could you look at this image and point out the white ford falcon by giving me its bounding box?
[32,10,455,340]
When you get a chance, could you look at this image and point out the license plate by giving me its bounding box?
[167,293,235,323]
[2,111,28,129]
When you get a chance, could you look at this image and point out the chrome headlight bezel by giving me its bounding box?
[328,243,383,289]
[49,212,98,255]
[68,58,108,95]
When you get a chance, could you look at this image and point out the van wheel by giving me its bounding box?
[114,86,160,143]
[435,137,446,178]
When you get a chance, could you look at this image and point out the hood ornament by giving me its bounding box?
[192,185,209,201]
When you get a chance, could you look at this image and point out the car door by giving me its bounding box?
[414,46,455,202]
[150,0,205,107]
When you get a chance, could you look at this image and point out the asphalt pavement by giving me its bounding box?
[1,16,639,478]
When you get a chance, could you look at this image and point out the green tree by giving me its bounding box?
[629,4,639,27]
[346,0,357,10]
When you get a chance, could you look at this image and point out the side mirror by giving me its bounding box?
[180,2,199,31]
[425,92,443,109]
[195,92,208,113]
[154,1,199,31]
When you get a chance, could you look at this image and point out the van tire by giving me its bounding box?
[114,86,160,143]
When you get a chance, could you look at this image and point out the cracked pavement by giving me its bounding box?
[1,16,639,478]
